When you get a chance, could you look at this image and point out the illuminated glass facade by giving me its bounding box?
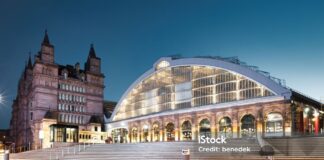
[107,57,323,144]
[113,65,274,121]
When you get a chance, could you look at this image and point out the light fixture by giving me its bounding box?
[0,92,5,105]
[0,94,3,104]
[313,110,319,117]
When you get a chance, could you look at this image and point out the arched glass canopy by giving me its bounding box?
[113,64,275,121]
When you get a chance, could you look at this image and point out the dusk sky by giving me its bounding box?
[0,0,324,129]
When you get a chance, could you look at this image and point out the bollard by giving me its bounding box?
[74,146,76,155]
[181,149,190,160]
[79,144,81,152]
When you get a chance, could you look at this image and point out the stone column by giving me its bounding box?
[192,115,198,141]
[232,120,238,138]
[127,127,131,143]
[257,119,263,138]
[160,128,164,142]
[175,118,180,141]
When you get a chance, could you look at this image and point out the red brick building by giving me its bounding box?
[10,31,105,149]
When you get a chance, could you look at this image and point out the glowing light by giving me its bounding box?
[304,108,310,113]
[156,61,170,70]
[0,92,5,105]
[0,94,3,104]
[313,110,319,117]
[143,125,148,129]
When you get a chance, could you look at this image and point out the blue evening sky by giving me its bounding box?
[0,0,323,128]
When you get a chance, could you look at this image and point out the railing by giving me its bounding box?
[9,142,97,160]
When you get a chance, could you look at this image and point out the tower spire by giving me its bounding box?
[88,43,97,58]
[42,29,51,45]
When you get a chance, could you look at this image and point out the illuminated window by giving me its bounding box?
[156,61,170,70]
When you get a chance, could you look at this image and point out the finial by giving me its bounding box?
[42,29,50,45]
[88,43,97,58]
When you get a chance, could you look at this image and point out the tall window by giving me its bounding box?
[30,112,33,121]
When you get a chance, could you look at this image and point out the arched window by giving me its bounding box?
[241,114,256,138]
[142,125,149,142]
[165,123,175,141]
[199,119,211,138]
[131,128,138,143]
[152,122,160,142]
[266,113,283,137]
[219,117,232,138]
[181,121,192,140]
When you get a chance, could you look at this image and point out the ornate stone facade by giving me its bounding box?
[10,31,105,149]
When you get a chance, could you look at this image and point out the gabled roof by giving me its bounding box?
[89,115,103,124]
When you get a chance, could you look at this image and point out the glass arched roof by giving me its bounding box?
[111,57,291,121]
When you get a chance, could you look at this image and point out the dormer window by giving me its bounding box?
[62,69,68,79]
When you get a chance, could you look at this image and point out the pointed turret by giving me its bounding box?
[39,30,55,63]
[85,44,101,74]
[88,44,97,58]
[42,30,51,45]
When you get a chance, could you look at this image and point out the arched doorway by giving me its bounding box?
[165,123,175,141]
[111,128,128,143]
[265,113,283,137]
[219,117,232,138]
[181,120,192,140]
[241,114,256,138]
[199,119,211,138]
[142,125,149,142]
[152,122,160,142]
[131,128,138,143]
